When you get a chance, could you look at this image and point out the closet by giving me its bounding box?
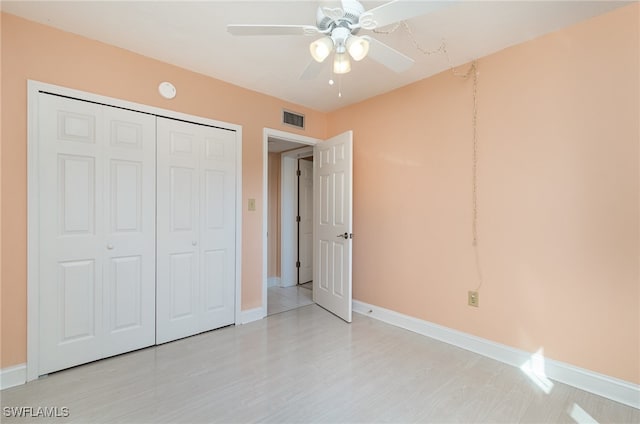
[35,91,237,376]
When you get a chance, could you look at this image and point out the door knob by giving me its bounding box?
[107,244,114,250]
[337,233,349,239]
[192,241,198,246]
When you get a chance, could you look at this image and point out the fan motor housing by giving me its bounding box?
[316,0,365,33]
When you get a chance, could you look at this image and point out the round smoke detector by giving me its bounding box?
[158,81,176,99]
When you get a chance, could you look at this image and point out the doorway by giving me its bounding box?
[262,128,354,322]
[262,129,319,316]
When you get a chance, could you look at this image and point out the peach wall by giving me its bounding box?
[267,152,281,278]
[328,4,639,383]
[0,13,327,368]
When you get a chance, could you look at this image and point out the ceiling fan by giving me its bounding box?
[227,0,446,79]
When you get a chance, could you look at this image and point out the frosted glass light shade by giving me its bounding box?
[346,36,370,61]
[310,37,334,63]
[333,51,351,74]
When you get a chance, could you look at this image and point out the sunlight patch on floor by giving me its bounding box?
[520,348,554,394]
[569,403,600,424]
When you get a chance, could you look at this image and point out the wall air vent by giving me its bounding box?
[282,109,305,130]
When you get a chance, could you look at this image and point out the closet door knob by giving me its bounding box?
[192,241,198,246]
[107,244,114,250]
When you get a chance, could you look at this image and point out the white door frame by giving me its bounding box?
[27,80,243,381]
[280,147,313,288]
[262,128,319,317]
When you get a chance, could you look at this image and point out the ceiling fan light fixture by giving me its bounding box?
[309,36,334,62]
[333,51,351,74]
[346,35,369,61]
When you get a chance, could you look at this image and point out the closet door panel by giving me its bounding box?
[200,128,236,331]
[102,107,156,356]
[156,117,201,344]
[39,95,104,374]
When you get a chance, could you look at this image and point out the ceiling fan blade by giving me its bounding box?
[362,36,414,73]
[359,0,450,30]
[300,59,328,80]
[227,24,319,36]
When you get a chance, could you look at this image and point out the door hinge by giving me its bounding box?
[296,216,301,222]
[296,169,301,176]
[296,261,301,268]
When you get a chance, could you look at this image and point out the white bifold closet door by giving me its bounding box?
[156,117,236,344]
[38,94,156,375]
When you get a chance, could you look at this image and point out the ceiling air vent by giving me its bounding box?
[282,109,305,130]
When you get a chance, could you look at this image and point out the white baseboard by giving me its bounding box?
[1,363,27,390]
[239,307,265,324]
[353,300,640,410]
[267,277,281,288]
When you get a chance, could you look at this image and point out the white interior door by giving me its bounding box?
[298,159,313,283]
[38,93,156,374]
[156,117,236,344]
[313,131,353,322]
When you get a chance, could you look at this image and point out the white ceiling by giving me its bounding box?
[2,1,630,112]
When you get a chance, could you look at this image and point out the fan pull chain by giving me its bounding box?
[375,21,483,291]
[373,21,446,57]
[451,59,483,292]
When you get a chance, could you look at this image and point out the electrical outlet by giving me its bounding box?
[468,290,479,307]
[248,198,256,211]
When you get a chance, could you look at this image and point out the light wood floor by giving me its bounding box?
[2,305,638,423]
[267,283,313,315]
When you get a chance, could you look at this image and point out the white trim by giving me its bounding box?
[27,80,243,382]
[262,131,269,319]
[268,277,281,288]
[234,127,243,328]
[27,83,41,382]
[0,364,27,390]
[30,81,242,131]
[239,307,265,324]
[262,128,319,319]
[264,128,319,146]
[353,300,640,410]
